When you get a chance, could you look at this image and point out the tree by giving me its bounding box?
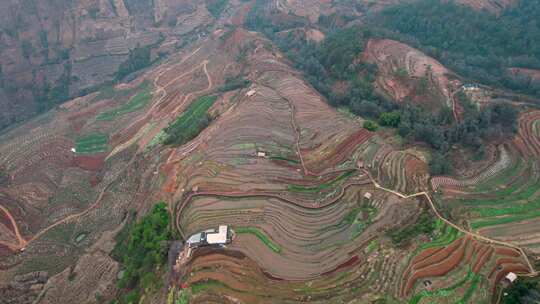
[429,152,452,175]
[21,40,34,59]
[379,111,401,127]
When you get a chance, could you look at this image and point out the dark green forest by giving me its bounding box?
[376,0,540,96]
[116,45,152,81]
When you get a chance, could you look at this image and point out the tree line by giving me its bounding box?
[245,6,519,174]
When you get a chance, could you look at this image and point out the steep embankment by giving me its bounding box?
[363,38,461,112]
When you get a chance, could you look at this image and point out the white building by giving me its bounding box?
[505,272,517,283]
[186,225,231,248]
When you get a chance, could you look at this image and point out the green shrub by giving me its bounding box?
[388,210,436,246]
[363,120,378,131]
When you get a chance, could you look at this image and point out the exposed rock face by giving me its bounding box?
[0,0,209,132]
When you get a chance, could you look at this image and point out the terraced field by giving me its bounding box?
[96,83,153,121]
[0,11,539,304]
[75,133,109,154]
[435,111,540,257]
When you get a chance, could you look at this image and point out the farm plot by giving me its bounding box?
[177,183,418,281]
[447,160,540,252]
[432,111,540,257]
[75,133,109,154]
[162,95,218,146]
[95,84,153,121]
[402,222,529,303]
[160,31,443,302]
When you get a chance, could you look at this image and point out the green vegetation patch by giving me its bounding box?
[419,223,461,251]
[363,120,379,131]
[96,85,152,120]
[269,155,300,164]
[388,210,436,246]
[474,197,540,218]
[288,170,355,193]
[116,45,152,80]
[113,203,171,303]
[502,276,540,304]
[235,227,281,253]
[471,210,540,230]
[163,95,218,146]
[75,133,109,154]
[218,76,251,92]
[92,80,150,103]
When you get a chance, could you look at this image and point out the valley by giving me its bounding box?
[1,0,540,303]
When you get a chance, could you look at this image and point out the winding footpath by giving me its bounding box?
[13,46,212,250]
[0,204,27,250]
[361,168,539,277]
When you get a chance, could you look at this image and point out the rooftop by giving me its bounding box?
[207,225,228,244]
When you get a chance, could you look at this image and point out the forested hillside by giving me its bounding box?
[376,0,540,95]
[246,2,520,174]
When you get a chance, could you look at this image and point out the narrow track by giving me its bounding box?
[361,168,539,277]
[0,204,27,250]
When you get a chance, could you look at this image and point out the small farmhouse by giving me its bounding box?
[186,225,231,248]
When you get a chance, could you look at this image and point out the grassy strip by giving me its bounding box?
[92,80,149,102]
[191,279,228,294]
[288,170,355,193]
[461,175,540,207]
[163,95,218,146]
[458,273,482,304]
[235,227,282,253]
[475,197,540,217]
[269,156,300,164]
[96,86,152,120]
[471,210,540,229]
[366,240,378,254]
[75,133,108,154]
